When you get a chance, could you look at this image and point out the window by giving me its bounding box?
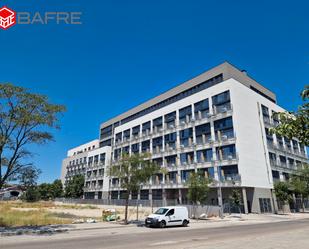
[132,125,140,136]
[166,171,177,182]
[277,135,284,147]
[142,121,151,134]
[179,105,192,123]
[180,128,193,139]
[269,152,276,165]
[153,117,163,130]
[214,117,234,140]
[114,148,121,160]
[292,140,299,151]
[155,208,169,215]
[100,153,105,164]
[217,144,236,160]
[195,123,211,144]
[166,209,175,216]
[123,146,129,154]
[115,132,122,143]
[165,132,177,149]
[194,99,209,115]
[272,110,279,125]
[272,170,280,179]
[180,128,193,147]
[165,155,177,167]
[220,165,238,178]
[165,111,176,127]
[180,152,194,164]
[100,125,112,140]
[181,170,194,181]
[142,140,150,152]
[152,136,163,150]
[165,132,176,142]
[265,128,273,143]
[259,198,272,213]
[261,105,269,117]
[101,139,111,147]
[212,91,230,106]
[131,143,139,153]
[123,129,130,140]
[279,155,286,165]
[197,149,212,163]
[194,99,209,120]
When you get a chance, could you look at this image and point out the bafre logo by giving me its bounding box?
[0,6,82,30]
[0,6,16,30]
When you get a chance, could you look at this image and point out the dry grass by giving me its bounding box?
[59,204,98,210]
[4,201,56,209]
[0,202,73,227]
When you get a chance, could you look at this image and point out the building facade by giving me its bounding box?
[61,62,308,213]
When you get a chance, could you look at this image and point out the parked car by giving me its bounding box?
[145,206,189,228]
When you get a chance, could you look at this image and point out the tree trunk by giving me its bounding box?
[301,195,305,213]
[193,203,196,219]
[124,196,129,224]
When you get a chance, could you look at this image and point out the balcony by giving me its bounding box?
[196,159,212,167]
[213,103,232,117]
[110,183,120,190]
[214,132,236,146]
[83,186,96,192]
[152,146,164,157]
[165,123,177,132]
[164,179,179,188]
[164,145,177,156]
[211,174,241,187]
[214,153,238,166]
[166,162,177,169]
[152,127,164,136]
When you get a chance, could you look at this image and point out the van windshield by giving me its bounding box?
[154,208,169,215]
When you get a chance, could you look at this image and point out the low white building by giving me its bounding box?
[61,62,308,213]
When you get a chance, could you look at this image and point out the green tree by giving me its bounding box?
[21,186,41,202]
[229,189,242,214]
[51,179,63,198]
[271,85,309,145]
[109,153,160,224]
[274,181,292,213]
[37,183,53,200]
[290,166,309,212]
[186,171,210,218]
[64,175,85,198]
[0,83,65,189]
[18,166,41,188]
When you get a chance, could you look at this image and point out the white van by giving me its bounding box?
[145,206,189,228]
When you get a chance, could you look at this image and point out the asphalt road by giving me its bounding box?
[2,219,309,249]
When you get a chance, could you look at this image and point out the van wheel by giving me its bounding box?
[182,220,189,227]
[159,221,166,228]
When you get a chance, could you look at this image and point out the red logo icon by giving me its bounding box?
[0,6,16,30]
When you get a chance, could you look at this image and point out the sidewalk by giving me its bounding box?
[1,213,309,236]
[65,212,309,231]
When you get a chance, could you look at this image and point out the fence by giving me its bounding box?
[55,198,221,217]
[277,198,309,213]
[56,198,168,207]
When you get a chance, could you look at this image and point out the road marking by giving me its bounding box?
[150,239,189,246]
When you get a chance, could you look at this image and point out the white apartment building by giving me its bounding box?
[61,62,308,213]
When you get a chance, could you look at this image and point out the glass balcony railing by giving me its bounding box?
[213,103,232,114]
[221,174,241,182]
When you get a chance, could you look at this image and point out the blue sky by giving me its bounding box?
[1,0,308,183]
